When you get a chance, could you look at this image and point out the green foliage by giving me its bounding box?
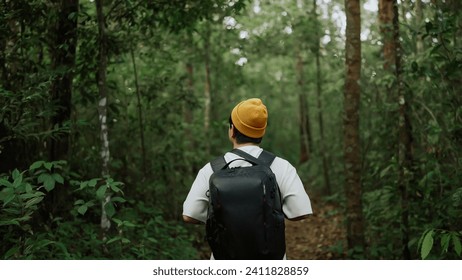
[0,161,197,259]
[418,229,461,260]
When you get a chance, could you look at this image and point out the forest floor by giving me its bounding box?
[285,197,347,259]
[195,196,348,260]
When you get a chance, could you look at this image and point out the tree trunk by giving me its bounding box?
[130,47,147,179]
[415,0,424,53]
[380,0,412,259]
[49,0,78,162]
[203,24,211,154]
[95,0,111,236]
[379,0,396,71]
[47,0,78,217]
[313,0,331,195]
[184,32,194,133]
[296,46,312,164]
[343,0,365,256]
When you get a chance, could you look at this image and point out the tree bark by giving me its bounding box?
[49,0,78,162]
[95,0,111,235]
[313,0,331,195]
[203,24,211,154]
[379,0,396,71]
[415,0,424,53]
[296,46,312,164]
[380,0,412,259]
[343,0,365,255]
[47,0,78,217]
[130,46,147,179]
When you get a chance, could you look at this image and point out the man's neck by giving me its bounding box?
[233,142,259,149]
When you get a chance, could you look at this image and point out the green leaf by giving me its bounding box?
[4,246,20,259]
[44,162,53,171]
[12,170,22,187]
[20,192,45,199]
[452,234,462,256]
[77,204,88,215]
[441,233,451,253]
[74,199,85,205]
[123,221,136,228]
[111,197,126,203]
[79,181,88,190]
[0,220,20,226]
[106,237,121,244]
[25,196,44,208]
[88,178,98,187]
[3,193,16,207]
[379,165,393,178]
[421,230,434,259]
[37,173,49,183]
[43,175,56,192]
[52,173,64,184]
[112,218,123,225]
[29,161,44,171]
[96,185,107,199]
[0,178,13,188]
[104,202,116,218]
[12,169,20,180]
[110,184,121,193]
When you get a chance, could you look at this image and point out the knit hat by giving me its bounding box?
[231,98,268,138]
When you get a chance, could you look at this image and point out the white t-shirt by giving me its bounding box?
[183,145,313,223]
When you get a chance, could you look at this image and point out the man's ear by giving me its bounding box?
[230,125,236,138]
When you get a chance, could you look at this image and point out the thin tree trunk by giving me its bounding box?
[394,1,413,260]
[415,0,424,53]
[184,32,194,131]
[47,0,78,217]
[95,0,111,236]
[313,0,331,195]
[49,0,78,162]
[344,0,365,255]
[203,24,211,154]
[296,46,312,164]
[379,0,396,71]
[130,46,147,179]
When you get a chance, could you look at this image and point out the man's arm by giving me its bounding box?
[183,215,204,224]
[287,214,310,221]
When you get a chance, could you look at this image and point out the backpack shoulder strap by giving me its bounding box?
[258,150,276,167]
[230,149,276,168]
[210,156,227,172]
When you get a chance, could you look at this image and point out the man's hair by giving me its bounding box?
[229,116,263,144]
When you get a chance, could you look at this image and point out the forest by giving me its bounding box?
[0,0,461,260]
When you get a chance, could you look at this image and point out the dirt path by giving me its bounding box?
[285,198,347,259]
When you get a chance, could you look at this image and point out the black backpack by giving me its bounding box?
[205,149,285,260]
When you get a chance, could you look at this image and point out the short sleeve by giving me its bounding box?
[182,163,213,223]
[271,158,313,219]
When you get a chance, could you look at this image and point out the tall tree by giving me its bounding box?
[312,0,331,195]
[49,0,78,161]
[343,0,365,256]
[95,0,111,235]
[130,46,147,179]
[296,45,312,164]
[379,0,412,259]
[203,23,212,154]
[414,0,424,54]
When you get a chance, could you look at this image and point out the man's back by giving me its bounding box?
[206,148,284,259]
[182,98,312,259]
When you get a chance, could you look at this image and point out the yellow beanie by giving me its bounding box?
[231,98,268,138]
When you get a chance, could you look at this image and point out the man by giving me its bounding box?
[182,98,312,259]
